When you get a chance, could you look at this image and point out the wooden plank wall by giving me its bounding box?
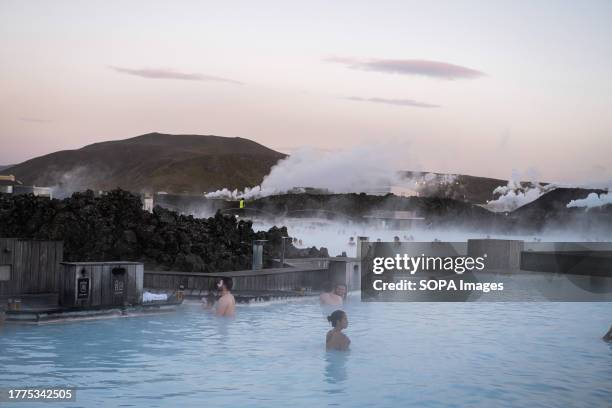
[60,264,76,306]
[61,263,144,307]
[0,238,18,296]
[144,267,333,292]
[0,238,63,297]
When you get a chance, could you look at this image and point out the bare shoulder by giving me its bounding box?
[215,293,236,316]
[338,332,350,349]
[219,293,235,304]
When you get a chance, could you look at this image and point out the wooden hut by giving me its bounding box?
[60,262,143,308]
[0,238,63,298]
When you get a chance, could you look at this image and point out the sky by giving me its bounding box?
[1,0,611,184]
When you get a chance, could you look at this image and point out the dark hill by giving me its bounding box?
[402,171,549,204]
[509,187,611,230]
[511,188,606,217]
[5,133,286,195]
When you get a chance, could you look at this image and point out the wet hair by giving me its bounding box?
[327,310,346,328]
[217,277,233,291]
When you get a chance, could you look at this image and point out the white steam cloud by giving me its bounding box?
[48,166,101,198]
[206,145,411,199]
[485,170,557,212]
[567,192,612,208]
[205,145,466,200]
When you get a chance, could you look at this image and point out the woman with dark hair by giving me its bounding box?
[326,310,350,351]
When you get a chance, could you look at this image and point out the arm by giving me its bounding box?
[340,333,351,350]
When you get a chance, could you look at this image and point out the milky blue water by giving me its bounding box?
[1,299,611,408]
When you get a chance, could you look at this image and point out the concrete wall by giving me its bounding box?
[467,239,524,270]
[521,251,612,277]
[328,259,361,291]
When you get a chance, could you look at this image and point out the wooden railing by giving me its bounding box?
[144,265,337,292]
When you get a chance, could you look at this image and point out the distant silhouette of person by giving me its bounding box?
[214,277,235,317]
[603,326,612,343]
[201,291,217,310]
[326,310,350,351]
[320,283,346,306]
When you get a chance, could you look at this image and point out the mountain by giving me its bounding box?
[508,187,610,230]
[4,133,286,194]
[511,187,606,217]
[0,165,13,172]
[401,171,547,204]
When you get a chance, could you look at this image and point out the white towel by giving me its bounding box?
[143,291,168,302]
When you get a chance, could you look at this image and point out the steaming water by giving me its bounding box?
[1,299,610,408]
[252,219,612,258]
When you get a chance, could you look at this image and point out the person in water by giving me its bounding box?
[326,310,350,351]
[319,283,346,306]
[201,291,217,310]
[214,277,235,317]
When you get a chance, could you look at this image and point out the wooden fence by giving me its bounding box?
[0,238,63,297]
[144,265,339,293]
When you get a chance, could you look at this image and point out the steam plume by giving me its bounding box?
[485,170,557,212]
[567,192,612,208]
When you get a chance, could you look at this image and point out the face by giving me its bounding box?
[340,315,349,329]
[334,285,346,298]
[216,280,224,291]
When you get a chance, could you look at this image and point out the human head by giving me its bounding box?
[327,310,348,329]
[334,283,347,299]
[216,277,233,292]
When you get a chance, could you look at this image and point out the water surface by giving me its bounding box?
[0,299,610,407]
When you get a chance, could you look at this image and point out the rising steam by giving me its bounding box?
[567,192,612,208]
[485,170,557,212]
[206,145,409,199]
[205,145,467,200]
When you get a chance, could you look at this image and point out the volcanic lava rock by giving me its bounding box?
[0,189,324,272]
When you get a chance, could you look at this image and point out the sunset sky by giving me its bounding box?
[1,0,611,184]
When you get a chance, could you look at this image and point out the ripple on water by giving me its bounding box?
[0,300,610,408]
